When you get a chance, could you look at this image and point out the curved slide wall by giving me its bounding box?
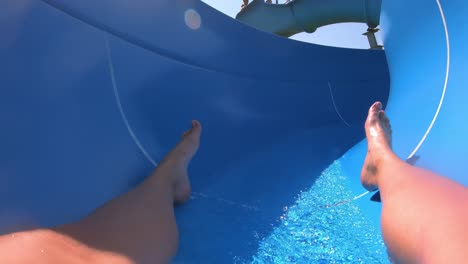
[335,2,467,249]
[382,0,467,185]
[341,0,467,221]
[0,0,388,262]
[4,0,465,262]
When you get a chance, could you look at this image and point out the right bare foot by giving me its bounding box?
[361,102,393,191]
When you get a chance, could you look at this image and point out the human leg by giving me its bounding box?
[361,102,467,263]
[54,120,202,263]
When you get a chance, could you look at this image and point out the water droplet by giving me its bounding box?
[184,9,201,30]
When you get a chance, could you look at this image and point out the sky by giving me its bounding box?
[201,0,382,49]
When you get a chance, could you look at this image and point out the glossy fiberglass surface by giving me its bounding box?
[2,0,466,262]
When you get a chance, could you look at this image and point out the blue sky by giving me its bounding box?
[201,0,382,49]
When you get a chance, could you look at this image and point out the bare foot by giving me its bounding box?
[155,120,202,203]
[361,102,393,191]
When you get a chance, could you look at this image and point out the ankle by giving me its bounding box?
[141,169,176,198]
[375,152,405,194]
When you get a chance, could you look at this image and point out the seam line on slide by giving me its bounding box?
[105,35,158,167]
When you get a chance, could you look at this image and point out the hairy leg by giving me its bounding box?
[0,121,202,264]
[361,102,467,264]
[56,120,202,263]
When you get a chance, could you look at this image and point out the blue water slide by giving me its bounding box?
[348,1,468,256]
[0,0,465,262]
[341,0,468,223]
[380,0,467,183]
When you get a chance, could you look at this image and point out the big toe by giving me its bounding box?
[367,102,383,123]
[183,120,202,143]
[178,120,202,159]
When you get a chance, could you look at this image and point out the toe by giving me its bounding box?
[191,120,201,133]
[378,111,392,132]
[367,102,383,124]
[369,102,382,114]
[188,120,201,140]
[182,120,202,139]
[379,110,389,123]
[369,102,382,116]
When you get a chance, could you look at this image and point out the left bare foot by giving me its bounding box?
[154,120,202,203]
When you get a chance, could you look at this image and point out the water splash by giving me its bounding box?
[250,160,388,264]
